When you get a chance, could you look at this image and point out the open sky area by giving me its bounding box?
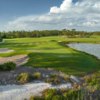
[0,0,100,31]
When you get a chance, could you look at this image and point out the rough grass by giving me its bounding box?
[0,36,100,75]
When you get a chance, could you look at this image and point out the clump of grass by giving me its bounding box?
[43,89,57,100]
[45,74,60,85]
[16,73,32,84]
[29,96,34,100]
[84,71,100,91]
[29,96,44,100]
[42,89,84,100]
[33,72,41,79]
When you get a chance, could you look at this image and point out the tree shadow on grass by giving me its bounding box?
[26,52,100,76]
[0,43,37,48]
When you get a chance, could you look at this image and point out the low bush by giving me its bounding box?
[52,95,63,100]
[49,74,57,78]
[16,73,32,84]
[84,74,100,91]
[0,37,2,42]
[29,96,34,100]
[30,89,84,100]
[30,87,100,100]
[43,89,57,100]
[29,96,44,100]
[45,74,60,85]
[46,78,60,85]
[0,62,16,71]
[63,89,83,100]
[63,76,70,81]
[33,72,41,79]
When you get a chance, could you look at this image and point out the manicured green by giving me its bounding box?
[0,36,100,75]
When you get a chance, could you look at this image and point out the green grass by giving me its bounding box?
[0,36,100,75]
[65,37,100,43]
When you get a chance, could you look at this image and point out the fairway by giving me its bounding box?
[0,36,100,75]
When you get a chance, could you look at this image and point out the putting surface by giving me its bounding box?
[0,36,100,75]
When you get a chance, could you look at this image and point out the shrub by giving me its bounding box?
[0,62,16,71]
[33,72,41,79]
[52,95,63,100]
[49,74,57,78]
[29,96,44,100]
[43,89,57,100]
[30,88,100,100]
[16,73,32,84]
[29,96,34,100]
[34,97,44,100]
[0,37,2,42]
[63,89,83,100]
[63,76,70,81]
[45,74,60,85]
[84,75,100,91]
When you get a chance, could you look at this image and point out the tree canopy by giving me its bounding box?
[0,29,99,39]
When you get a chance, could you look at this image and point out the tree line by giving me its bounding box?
[0,29,100,39]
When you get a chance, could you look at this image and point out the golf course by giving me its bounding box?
[0,33,100,100]
[0,0,100,99]
[0,36,100,75]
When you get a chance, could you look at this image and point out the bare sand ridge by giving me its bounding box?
[0,55,29,66]
[0,48,14,53]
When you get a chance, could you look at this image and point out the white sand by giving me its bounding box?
[0,83,72,100]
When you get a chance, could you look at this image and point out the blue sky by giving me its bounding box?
[0,0,62,23]
[0,0,62,17]
[0,0,100,31]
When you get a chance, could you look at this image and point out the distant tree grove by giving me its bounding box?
[0,33,3,42]
[0,29,100,39]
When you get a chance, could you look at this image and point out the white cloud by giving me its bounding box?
[5,0,100,31]
[50,0,72,14]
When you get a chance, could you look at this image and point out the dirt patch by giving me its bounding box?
[0,48,14,53]
[0,55,29,66]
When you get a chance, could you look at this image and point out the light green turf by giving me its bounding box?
[0,36,100,75]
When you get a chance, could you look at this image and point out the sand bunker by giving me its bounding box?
[0,55,29,66]
[0,48,14,53]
